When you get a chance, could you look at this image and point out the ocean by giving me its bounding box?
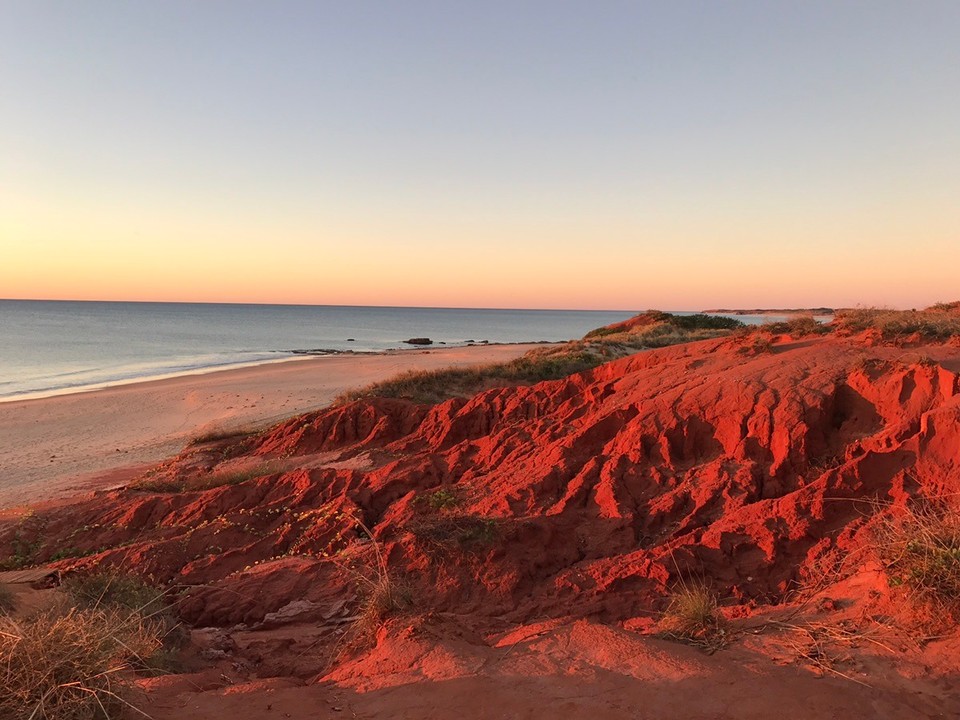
[1,300,642,402]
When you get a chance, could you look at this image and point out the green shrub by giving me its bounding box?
[0,513,45,571]
[669,313,744,330]
[414,488,462,512]
[409,514,501,550]
[585,311,743,338]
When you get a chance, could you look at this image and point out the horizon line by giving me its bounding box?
[1,296,647,314]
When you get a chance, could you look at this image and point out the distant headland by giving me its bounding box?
[703,307,835,315]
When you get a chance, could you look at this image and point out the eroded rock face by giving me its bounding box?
[4,335,959,629]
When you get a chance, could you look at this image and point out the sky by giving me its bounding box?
[2,1,959,310]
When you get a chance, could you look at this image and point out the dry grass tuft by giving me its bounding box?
[771,620,894,686]
[132,462,280,494]
[736,332,776,355]
[64,572,169,617]
[337,346,604,405]
[759,315,832,337]
[0,572,183,718]
[337,516,415,641]
[187,427,257,446]
[354,575,414,637]
[66,571,184,675]
[834,306,960,342]
[0,605,164,720]
[927,301,960,314]
[659,583,727,651]
[875,501,960,620]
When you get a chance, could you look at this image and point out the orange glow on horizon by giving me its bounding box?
[4,182,958,312]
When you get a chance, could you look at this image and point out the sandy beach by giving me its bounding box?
[0,344,539,509]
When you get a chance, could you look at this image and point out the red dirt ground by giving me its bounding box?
[3,330,960,717]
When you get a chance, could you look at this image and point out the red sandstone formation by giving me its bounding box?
[5,332,958,619]
[3,329,960,717]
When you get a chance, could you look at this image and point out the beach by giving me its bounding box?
[0,343,539,509]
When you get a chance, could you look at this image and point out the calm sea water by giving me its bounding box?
[1,300,643,401]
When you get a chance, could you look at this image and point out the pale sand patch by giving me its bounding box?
[0,344,541,509]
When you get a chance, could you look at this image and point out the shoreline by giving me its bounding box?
[0,354,319,405]
[1,342,545,405]
[0,343,542,510]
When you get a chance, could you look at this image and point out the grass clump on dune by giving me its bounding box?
[342,516,415,639]
[64,571,169,617]
[338,346,604,404]
[834,304,960,341]
[736,332,776,355]
[614,323,737,348]
[757,315,832,337]
[877,502,960,620]
[584,311,742,350]
[413,488,462,512]
[132,462,280,494]
[355,575,415,637]
[659,581,727,651]
[65,571,183,674]
[408,488,501,552]
[928,301,960,313]
[0,572,178,720]
[585,310,743,340]
[738,303,960,344]
[410,514,500,550]
[1,607,163,720]
[187,426,257,446]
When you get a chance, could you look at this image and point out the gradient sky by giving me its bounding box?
[2,1,959,310]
